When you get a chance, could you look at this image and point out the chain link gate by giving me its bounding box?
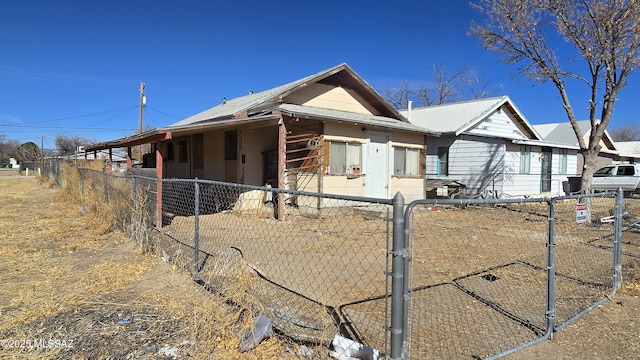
[401,191,623,359]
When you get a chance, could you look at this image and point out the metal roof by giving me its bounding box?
[86,63,417,151]
[171,62,405,127]
[400,96,540,139]
[615,141,640,157]
[532,120,618,152]
[277,104,438,135]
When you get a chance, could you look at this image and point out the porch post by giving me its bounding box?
[108,148,113,173]
[127,147,133,168]
[278,116,286,220]
[317,134,324,210]
[156,142,164,227]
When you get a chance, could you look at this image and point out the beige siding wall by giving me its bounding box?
[322,175,366,197]
[324,122,425,200]
[165,138,191,179]
[203,131,225,180]
[241,127,278,186]
[284,83,376,115]
[390,177,424,202]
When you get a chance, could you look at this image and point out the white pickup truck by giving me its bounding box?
[590,163,640,196]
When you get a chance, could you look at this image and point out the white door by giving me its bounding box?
[366,132,390,198]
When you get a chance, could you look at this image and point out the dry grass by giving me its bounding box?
[0,173,300,359]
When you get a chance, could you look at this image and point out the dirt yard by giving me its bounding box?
[0,176,302,359]
[1,175,639,359]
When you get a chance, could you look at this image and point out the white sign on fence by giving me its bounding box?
[576,203,588,224]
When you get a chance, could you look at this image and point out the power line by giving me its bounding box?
[0,105,138,126]
[146,105,182,119]
[0,124,136,130]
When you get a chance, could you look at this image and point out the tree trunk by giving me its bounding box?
[580,148,599,192]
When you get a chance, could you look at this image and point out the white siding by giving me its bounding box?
[502,144,578,197]
[466,108,529,140]
[427,134,580,198]
[426,135,507,196]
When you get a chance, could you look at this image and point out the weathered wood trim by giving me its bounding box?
[278,116,286,220]
[156,142,164,227]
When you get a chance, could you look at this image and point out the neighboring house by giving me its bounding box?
[533,120,619,172]
[86,63,437,220]
[401,96,580,198]
[611,141,640,164]
[59,149,129,172]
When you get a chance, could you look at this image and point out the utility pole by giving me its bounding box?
[138,81,146,163]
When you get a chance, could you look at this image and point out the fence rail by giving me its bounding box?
[49,166,632,359]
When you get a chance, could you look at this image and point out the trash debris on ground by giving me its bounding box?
[329,335,379,360]
[117,313,132,324]
[239,314,272,352]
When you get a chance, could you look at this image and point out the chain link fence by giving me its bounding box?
[133,175,395,356]
[404,193,623,359]
[59,166,632,359]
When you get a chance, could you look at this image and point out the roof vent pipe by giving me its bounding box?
[407,100,412,121]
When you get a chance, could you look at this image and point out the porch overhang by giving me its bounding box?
[85,113,281,152]
[85,130,173,152]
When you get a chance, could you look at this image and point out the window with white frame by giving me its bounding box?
[520,145,531,174]
[437,147,449,176]
[329,141,362,174]
[394,147,420,176]
[559,148,568,174]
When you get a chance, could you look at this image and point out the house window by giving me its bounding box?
[394,147,420,176]
[329,141,362,174]
[225,130,237,161]
[437,147,449,176]
[177,139,188,163]
[520,145,531,174]
[559,148,568,174]
[166,142,174,161]
[193,134,204,169]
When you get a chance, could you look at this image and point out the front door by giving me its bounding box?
[540,147,552,192]
[366,132,390,198]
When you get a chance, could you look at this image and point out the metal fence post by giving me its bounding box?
[546,199,556,336]
[132,176,138,244]
[194,179,200,278]
[614,188,624,290]
[390,192,405,359]
[103,172,109,204]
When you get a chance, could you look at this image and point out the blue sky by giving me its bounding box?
[1,0,638,149]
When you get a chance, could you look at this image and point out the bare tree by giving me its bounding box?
[0,134,19,164]
[54,135,96,155]
[384,64,495,109]
[610,122,640,141]
[471,0,640,191]
[383,79,411,110]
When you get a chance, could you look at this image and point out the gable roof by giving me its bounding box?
[86,63,435,152]
[532,120,618,152]
[615,141,640,158]
[171,63,406,127]
[399,96,541,139]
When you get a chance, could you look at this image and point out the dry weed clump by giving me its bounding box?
[55,162,133,235]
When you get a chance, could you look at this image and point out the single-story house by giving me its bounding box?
[401,96,580,198]
[76,149,129,172]
[610,141,640,164]
[86,63,438,220]
[533,120,619,172]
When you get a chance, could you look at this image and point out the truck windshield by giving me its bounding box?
[594,167,615,176]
